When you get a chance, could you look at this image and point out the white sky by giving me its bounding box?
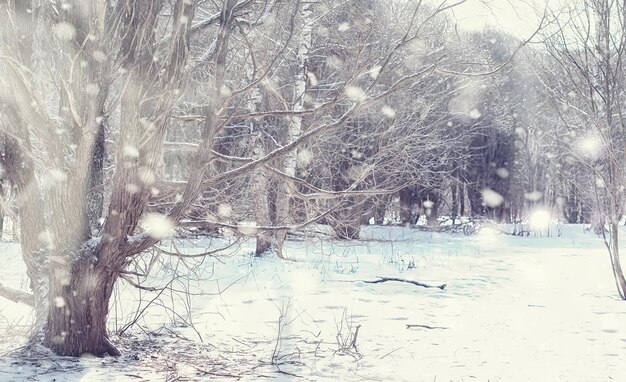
[448,0,563,38]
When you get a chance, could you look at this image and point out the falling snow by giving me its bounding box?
[1,1,626,381]
[480,188,504,208]
[142,213,175,240]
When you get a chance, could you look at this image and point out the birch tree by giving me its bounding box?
[253,1,314,257]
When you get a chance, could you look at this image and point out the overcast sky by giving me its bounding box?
[448,0,559,38]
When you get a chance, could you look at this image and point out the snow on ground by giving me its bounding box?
[1,224,626,381]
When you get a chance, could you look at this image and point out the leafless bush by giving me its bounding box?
[334,308,362,360]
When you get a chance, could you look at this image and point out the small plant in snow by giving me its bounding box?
[334,308,362,360]
[270,298,305,373]
[407,258,416,270]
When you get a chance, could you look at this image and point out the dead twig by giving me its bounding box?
[379,346,403,359]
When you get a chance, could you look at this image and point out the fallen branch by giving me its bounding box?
[363,277,446,289]
[406,324,448,330]
[0,281,34,306]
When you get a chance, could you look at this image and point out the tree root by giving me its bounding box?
[103,336,122,357]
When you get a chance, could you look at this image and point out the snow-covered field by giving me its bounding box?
[1,224,626,381]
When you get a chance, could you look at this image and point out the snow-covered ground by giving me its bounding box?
[1,224,626,381]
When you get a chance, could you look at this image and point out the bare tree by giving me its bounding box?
[0,0,542,358]
[540,0,626,298]
[0,0,196,356]
[0,0,465,356]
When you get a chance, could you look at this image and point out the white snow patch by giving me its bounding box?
[54,296,66,308]
[123,145,140,158]
[85,83,100,96]
[125,183,140,194]
[141,213,174,239]
[469,108,482,119]
[138,167,155,185]
[495,167,509,178]
[297,149,313,167]
[306,72,318,86]
[368,65,382,79]
[344,86,367,102]
[338,22,351,32]
[237,222,258,235]
[53,22,76,41]
[524,191,543,202]
[577,133,603,159]
[529,208,551,231]
[217,203,233,218]
[381,105,396,118]
[43,169,68,187]
[596,177,605,188]
[220,85,232,97]
[92,50,107,62]
[481,188,504,208]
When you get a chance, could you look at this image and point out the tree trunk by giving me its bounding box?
[87,122,106,232]
[608,221,626,300]
[467,186,483,217]
[373,197,387,225]
[398,187,417,224]
[248,58,272,256]
[0,0,198,358]
[459,182,466,217]
[424,192,439,226]
[0,180,4,241]
[273,2,314,257]
[451,182,459,224]
[45,253,120,356]
[607,180,626,300]
[254,162,274,256]
[593,0,626,300]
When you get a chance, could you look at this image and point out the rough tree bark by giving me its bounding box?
[451,181,459,224]
[254,146,275,256]
[0,0,197,356]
